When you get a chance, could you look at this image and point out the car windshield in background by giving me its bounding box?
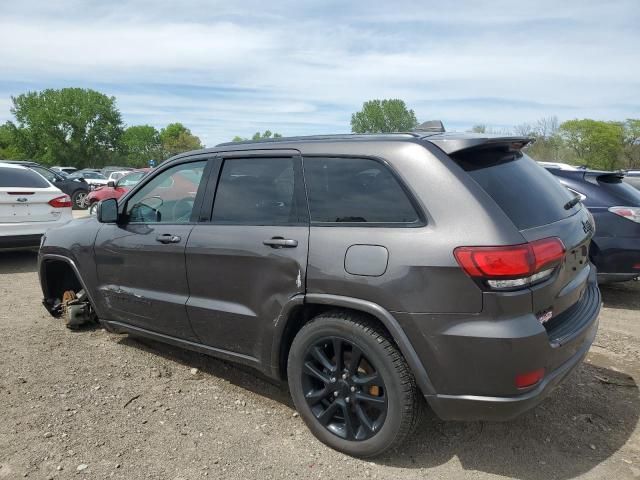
[0,166,51,188]
[70,171,105,180]
[117,172,145,187]
[453,151,578,230]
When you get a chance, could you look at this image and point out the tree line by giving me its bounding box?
[0,88,203,168]
[350,99,640,171]
[1,89,638,171]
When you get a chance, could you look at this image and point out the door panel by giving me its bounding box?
[94,223,197,339]
[93,159,209,340]
[186,225,308,358]
[185,155,308,360]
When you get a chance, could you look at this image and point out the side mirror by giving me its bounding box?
[107,181,116,188]
[97,198,119,223]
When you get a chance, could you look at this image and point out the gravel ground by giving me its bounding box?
[0,250,639,480]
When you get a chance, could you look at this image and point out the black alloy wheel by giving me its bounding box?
[302,336,387,441]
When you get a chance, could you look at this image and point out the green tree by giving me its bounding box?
[350,99,418,133]
[471,124,487,133]
[0,122,25,159]
[120,125,162,167]
[559,119,624,170]
[232,130,283,142]
[159,123,203,159]
[622,119,640,169]
[7,88,123,167]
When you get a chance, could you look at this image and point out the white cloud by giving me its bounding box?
[0,0,638,145]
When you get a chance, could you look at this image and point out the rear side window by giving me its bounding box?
[0,167,51,188]
[212,157,304,225]
[453,151,577,230]
[304,157,420,224]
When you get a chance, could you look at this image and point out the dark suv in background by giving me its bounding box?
[546,167,640,282]
[39,131,600,457]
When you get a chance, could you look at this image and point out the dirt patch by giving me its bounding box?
[0,251,639,479]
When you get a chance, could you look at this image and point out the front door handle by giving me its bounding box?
[156,234,181,244]
[263,237,298,248]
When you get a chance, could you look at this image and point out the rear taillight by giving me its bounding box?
[608,206,640,224]
[454,237,565,290]
[49,195,72,208]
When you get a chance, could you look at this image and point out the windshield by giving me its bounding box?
[70,171,105,180]
[117,172,145,187]
[0,167,51,188]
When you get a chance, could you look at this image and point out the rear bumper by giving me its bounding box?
[395,269,601,421]
[0,234,42,249]
[426,315,597,421]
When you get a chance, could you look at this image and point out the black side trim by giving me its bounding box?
[104,320,261,367]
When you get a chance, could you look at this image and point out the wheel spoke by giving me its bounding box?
[310,345,335,373]
[355,391,386,406]
[347,345,362,375]
[332,338,343,372]
[353,372,381,388]
[340,402,356,440]
[304,361,330,384]
[317,401,340,425]
[354,403,375,433]
[305,385,331,405]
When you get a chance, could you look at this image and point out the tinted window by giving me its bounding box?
[0,167,51,188]
[30,166,60,183]
[304,157,419,224]
[453,151,577,230]
[126,162,206,223]
[599,177,640,206]
[212,158,302,225]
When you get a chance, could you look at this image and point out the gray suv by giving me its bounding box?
[39,132,600,457]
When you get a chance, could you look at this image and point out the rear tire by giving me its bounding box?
[71,190,88,210]
[287,311,421,457]
[88,201,98,216]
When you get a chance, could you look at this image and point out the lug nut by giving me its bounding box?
[333,391,339,397]
[350,386,356,392]
[342,373,348,380]
[330,377,336,383]
[345,397,350,403]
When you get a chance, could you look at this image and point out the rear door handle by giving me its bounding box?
[156,234,181,244]
[263,237,298,248]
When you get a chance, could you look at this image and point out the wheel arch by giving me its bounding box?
[271,294,436,396]
[39,254,97,315]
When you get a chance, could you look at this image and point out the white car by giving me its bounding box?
[0,163,73,250]
[67,170,109,188]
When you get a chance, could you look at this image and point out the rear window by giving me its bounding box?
[453,150,577,230]
[600,176,640,206]
[0,166,51,188]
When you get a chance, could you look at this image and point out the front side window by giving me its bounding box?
[303,157,420,224]
[126,161,206,223]
[212,157,302,225]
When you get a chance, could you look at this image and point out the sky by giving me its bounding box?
[0,0,638,146]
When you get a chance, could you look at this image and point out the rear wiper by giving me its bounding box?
[564,196,581,210]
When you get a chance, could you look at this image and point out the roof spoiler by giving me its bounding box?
[584,170,625,185]
[426,135,533,155]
